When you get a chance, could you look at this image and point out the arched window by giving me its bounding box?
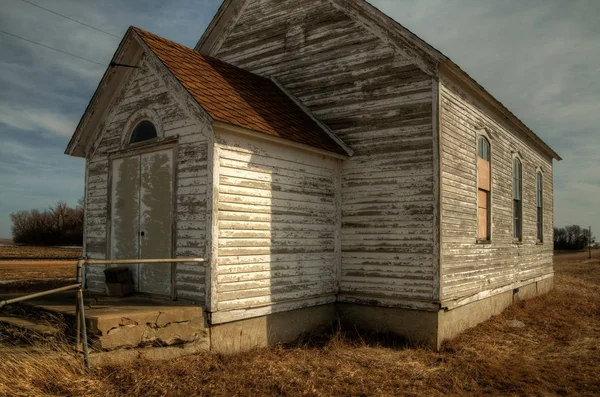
[477,136,491,241]
[513,157,523,241]
[478,136,490,161]
[129,120,157,144]
[536,171,543,242]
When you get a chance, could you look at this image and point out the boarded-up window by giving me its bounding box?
[477,137,491,240]
[537,172,543,242]
[513,158,523,241]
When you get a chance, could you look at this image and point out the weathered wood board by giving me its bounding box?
[84,53,210,302]
[210,0,437,310]
[438,75,554,304]
[213,130,339,318]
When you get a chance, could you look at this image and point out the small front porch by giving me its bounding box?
[0,289,210,366]
[25,291,209,350]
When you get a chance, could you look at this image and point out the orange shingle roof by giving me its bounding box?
[134,28,347,155]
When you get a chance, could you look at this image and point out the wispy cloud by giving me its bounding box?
[0,0,220,237]
[0,104,77,137]
[0,0,598,238]
[372,0,600,233]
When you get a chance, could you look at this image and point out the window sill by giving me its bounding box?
[536,241,544,245]
[476,240,491,245]
[512,240,523,245]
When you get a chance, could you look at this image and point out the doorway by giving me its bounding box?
[109,147,174,297]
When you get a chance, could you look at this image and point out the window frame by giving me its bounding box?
[536,169,544,243]
[476,131,492,243]
[121,108,164,150]
[512,154,523,242]
[129,120,158,145]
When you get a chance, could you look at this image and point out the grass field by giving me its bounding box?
[0,245,78,293]
[0,260,77,294]
[0,245,81,260]
[0,260,76,281]
[0,250,598,396]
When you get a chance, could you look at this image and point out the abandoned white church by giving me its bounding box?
[66,0,561,350]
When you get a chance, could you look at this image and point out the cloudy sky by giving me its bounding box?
[0,0,598,239]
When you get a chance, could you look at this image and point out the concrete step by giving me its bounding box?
[0,316,60,337]
[3,292,210,351]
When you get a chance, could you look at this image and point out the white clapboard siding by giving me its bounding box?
[215,131,339,312]
[439,77,554,303]
[214,0,436,307]
[84,54,209,302]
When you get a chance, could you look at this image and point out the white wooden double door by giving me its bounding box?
[110,148,174,297]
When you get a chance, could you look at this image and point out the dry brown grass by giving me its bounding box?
[0,260,76,294]
[0,260,76,281]
[0,245,81,260]
[0,251,598,396]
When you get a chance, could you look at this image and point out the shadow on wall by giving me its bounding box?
[211,135,339,352]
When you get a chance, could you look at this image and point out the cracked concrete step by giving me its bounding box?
[1,292,210,352]
[0,316,60,337]
[91,307,209,350]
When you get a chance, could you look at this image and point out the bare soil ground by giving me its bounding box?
[0,245,81,260]
[0,250,598,396]
[0,260,76,281]
[0,245,80,293]
[0,259,76,294]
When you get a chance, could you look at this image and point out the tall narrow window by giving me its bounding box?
[477,136,491,241]
[513,157,523,241]
[536,171,543,242]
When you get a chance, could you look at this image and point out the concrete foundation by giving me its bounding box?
[4,275,553,360]
[89,341,208,366]
[337,304,438,347]
[437,275,554,348]
[339,275,554,349]
[210,304,335,353]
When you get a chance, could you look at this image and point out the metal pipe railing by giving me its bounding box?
[2,257,205,368]
[82,258,206,265]
[0,284,81,308]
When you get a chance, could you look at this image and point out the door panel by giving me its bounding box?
[139,149,174,296]
[110,156,141,285]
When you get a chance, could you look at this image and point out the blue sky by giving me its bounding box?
[0,0,598,238]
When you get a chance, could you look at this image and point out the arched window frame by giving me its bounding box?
[536,168,544,243]
[121,108,163,149]
[512,152,523,242]
[129,120,158,144]
[476,129,492,242]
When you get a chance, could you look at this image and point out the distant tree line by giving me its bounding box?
[554,225,595,251]
[10,200,84,246]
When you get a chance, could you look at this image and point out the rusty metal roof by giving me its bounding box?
[134,28,348,156]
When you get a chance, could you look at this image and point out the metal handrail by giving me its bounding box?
[82,258,206,265]
[1,257,206,368]
[0,284,81,308]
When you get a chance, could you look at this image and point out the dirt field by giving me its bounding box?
[0,260,77,294]
[0,245,81,260]
[0,245,80,293]
[0,250,598,396]
[0,260,76,281]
